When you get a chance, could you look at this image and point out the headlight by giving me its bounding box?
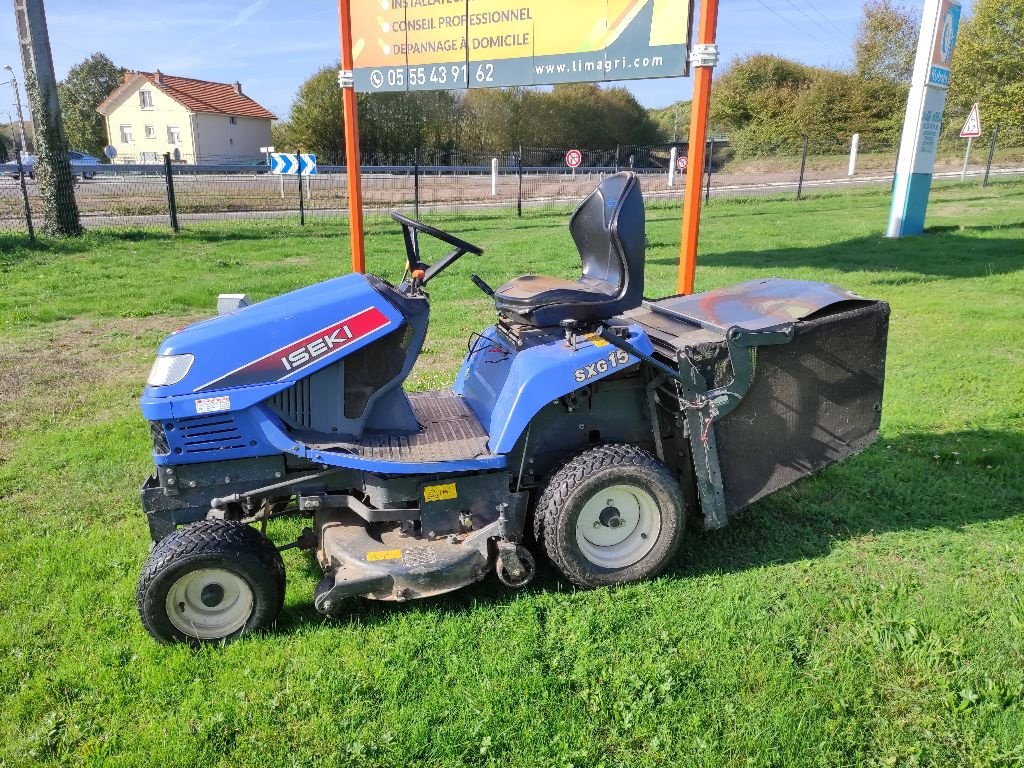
[147,354,194,387]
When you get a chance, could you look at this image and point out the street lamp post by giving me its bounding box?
[5,106,34,240]
[3,65,29,156]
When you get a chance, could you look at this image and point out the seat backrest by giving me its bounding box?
[569,172,645,303]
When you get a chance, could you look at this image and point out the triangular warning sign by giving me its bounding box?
[960,103,982,138]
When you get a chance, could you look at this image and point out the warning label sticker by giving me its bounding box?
[195,395,231,414]
[423,483,458,503]
[367,549,403,562]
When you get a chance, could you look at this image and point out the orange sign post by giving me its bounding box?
[338,0,366,274]
[677,0,720,295]
[336,0,709,287]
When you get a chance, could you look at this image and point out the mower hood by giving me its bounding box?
[144,274,403,398]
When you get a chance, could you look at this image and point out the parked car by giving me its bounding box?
[2,153,36,179]
[2,151,101,180]
[69,151,101,179]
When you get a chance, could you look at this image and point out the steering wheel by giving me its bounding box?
[390,212,483,291]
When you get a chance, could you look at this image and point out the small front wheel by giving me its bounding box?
[137,519,285,644]
[534,445,685,588]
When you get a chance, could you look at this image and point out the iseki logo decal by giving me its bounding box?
[197,307,391,391]
[280,324,356,371]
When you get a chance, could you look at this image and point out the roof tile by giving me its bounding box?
[136,72,276,120]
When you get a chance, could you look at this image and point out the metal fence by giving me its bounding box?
[2,129,1022,237]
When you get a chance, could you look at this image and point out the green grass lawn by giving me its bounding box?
[0,181,1022,767]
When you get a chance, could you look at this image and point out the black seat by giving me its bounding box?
[494,172,645,327]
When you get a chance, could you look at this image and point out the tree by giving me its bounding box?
[711,53,907,157]
[854,0,920,83]
[287,64,662,156]
[286,66,343,157]
[648,100,691,141]
[589,86,662,146]
[947,0,1024,135]
[794,70,906,150]
[711,55,816,156]
[57,53,125,157]
[284,66,467,159]
[18,0,81,237]
[461,87,544,150]
[270,120,293,152]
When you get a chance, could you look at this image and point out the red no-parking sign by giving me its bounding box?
[565,149,582,168]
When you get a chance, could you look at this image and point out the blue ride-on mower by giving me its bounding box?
[136,173,889,644]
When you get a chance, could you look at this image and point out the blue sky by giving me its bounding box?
[0,0,968,121]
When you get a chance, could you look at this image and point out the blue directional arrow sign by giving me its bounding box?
[271,152,317,175]
[270,152,296,175]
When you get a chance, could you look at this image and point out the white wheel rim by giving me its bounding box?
[166,568,253,640]
[575,484,661,569]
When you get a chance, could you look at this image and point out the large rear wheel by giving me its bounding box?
[534,445,685,587]
[137,519,285,645]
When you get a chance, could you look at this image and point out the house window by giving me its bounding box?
[144,124,156,139]
[167,125,181,145]
[140,151,159,163]
[229,116,237,126]
[139,90,153,109]
[120,124,134,143]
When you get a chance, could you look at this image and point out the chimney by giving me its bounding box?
[155,69,164,85]
[233,81,242,96]
[123,70,134,84]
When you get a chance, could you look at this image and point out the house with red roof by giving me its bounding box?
[96,70,276,164]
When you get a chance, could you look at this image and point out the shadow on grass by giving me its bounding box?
[273,426,1023,635]
[646,226,1024,280]
[667,426,1023,580]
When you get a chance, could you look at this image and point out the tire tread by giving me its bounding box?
[534,444,684,587]
[137,519,285,644]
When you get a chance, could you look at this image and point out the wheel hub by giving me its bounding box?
[166,568,253,640]
[599,504,622,528]
[575,485,661,569]
[200,583,225,607]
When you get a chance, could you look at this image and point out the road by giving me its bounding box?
[1,164,1022,232]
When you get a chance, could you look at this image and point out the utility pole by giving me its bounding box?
[12,0,81,236]
[2,66,28,153]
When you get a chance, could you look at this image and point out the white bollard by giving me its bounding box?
[848,133,860,177]
[491,157,498,196]
[668,146,678,187]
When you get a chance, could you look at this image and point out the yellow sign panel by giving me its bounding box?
[367,549,403,561]
[423,482,458,503]
[352,0,693,92]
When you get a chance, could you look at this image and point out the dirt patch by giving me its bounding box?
[0,314,205,458]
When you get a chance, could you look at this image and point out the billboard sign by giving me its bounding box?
[352,0,694,92]
[928,0,961,88]
[887,0,962,238]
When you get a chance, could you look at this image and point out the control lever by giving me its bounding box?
[560,318,580,350]
[470,274,495,297]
